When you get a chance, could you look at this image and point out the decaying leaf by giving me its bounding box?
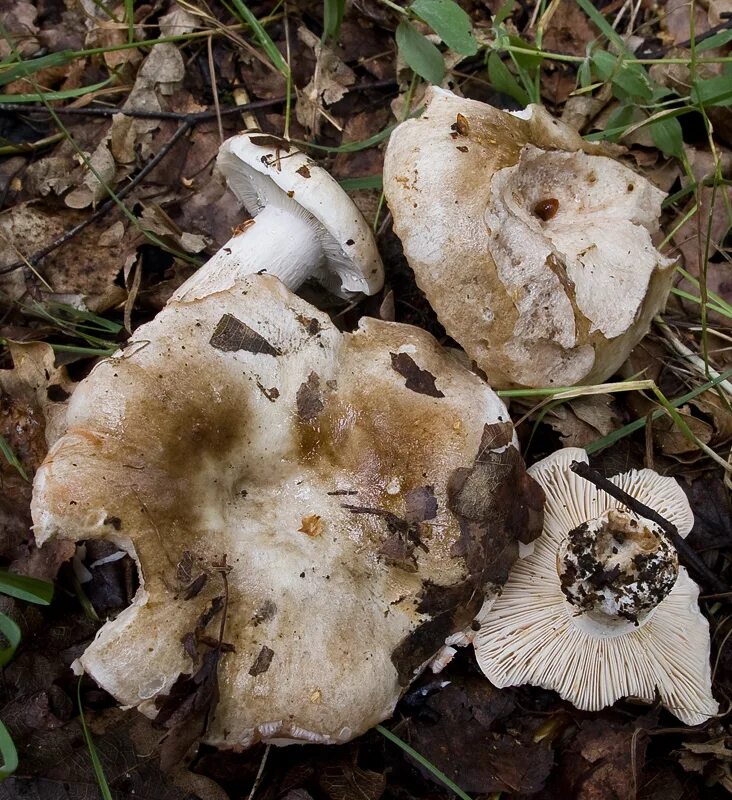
[545,394,621,447]
[159,3,199,37]
[295,26,356,135]
[0,202,132,308]
[299,514,324,537]
[677,736,732,793]
[0,1,39,58]
[403,679,552,795]
[0,341,74,449]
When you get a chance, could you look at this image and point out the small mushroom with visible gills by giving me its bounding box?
[176,132,384,301]
[383,87,675,389]
[31,273,544,749]
[473,447,718,726]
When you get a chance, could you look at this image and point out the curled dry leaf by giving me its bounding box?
[545,394,621,448]
[295,26,356,135]
[0,202,132,309]
[0,342,76,574]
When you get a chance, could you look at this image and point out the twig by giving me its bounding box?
[247,743,271,800]
[0,96,291,120]
[0,78,396,121]
[637,12,732,58]
[206,33,224,144]
[569,459,727,593]
[0,119,193,277]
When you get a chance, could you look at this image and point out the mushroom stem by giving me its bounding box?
[174,204,325,302]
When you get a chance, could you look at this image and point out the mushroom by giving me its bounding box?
[176,132,384,301]
[473,447,718,726]
[383,87,675,389]
[31,273,544,748]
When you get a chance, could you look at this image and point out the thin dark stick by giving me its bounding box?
[569,460,727,594]
[0,79,396,120]
[0,119,193,277]
[637,12,732,59]
[0,95,291,121]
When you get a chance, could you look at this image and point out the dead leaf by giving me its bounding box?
[65,140,117,209]
[554,716,655,800]
[677,735,732,793]
[542,0,598,56]
[0,202,132,308]
[405,680,552,794]
[299,514,324,537]
[0,1,39,58]
[158,3,199,37]
[546,394,620,448]
[155,648,221,771]
[0,341,74,449]
[296,26,356,135]
[318,755,386,800]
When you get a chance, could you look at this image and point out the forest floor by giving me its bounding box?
[1,0,732,797]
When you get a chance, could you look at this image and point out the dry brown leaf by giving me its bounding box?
[64,141,117,209]
[546,394,621,448]
[158,3,199,36]
[296,26,356,135]
[542,0,598,56]
[0,1,39,58]
[0,202,133,308]
[299,514,324,537]
[0,342,75,448]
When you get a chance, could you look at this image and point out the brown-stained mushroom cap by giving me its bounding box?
[31,274,543,748]
[383,88,675,389]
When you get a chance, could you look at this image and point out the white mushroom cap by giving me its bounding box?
[383,87,675,389]
[31,274,542,748]
[473,447,718,726]
[177,133,384,302]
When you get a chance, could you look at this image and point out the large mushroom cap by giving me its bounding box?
[32,274,543,748]
[473,447,717,726]
[383,87,675,389]
[215,133,384,297]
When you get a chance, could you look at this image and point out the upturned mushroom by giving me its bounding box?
[177,132,384,301]
[31,272,544,748]
[473,447,717,726]
[383,87,675,389]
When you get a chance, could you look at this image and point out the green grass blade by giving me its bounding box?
[339,175,383,190]
[0,570,53,605]
[376,724,473,800]
[0,613,21,668]
[323,0,345,40]
[670,287,732,319]
[78,679,114,800]
[585,369,732,454]
[574,0,631,55]
[48,344,118,356]
[0,78,111,103]
[0,720,18,779]
[0,436,28,482]
[0,50,76,86]
[228,0,289,75]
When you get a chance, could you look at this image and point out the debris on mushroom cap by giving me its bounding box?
[558,509,679,625]
[473,447,718,726]
[176,132,384,303]
[31,274,544,748]
[383,87,675,389]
